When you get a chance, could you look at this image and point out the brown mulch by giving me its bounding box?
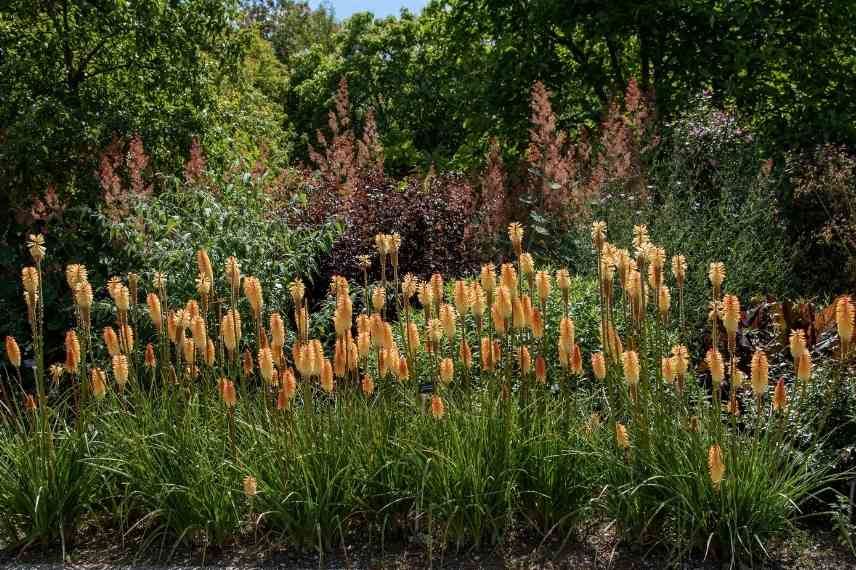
[1,522,853,570]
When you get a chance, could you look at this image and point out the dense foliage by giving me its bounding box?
[1,225,853,565]
[2,0,856,564]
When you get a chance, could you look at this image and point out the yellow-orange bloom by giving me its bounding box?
[708,444,726,490]
[289,278,305,307]
[491,303,507,336]
[511,297,525,329]
[453,280,470,315]
[439,304,456,338]
[115,286,130,313]
[431,394,445,419]
[243,348,254,376]
[196,273,211,299]
[65,264,88,289]
[520,346,531,375]
[460,339,473,369]
[773,378,787,411]
[671,254,687,288]
[836,295,855,356]
[615,422,629,449]
[535,355,547,384]
[559,317,575,353]
[480,264,496,294]
[402,274,418,301]
[439,357,454,385]
[75,281,93,310]
[430,273,444,305]
[662,356,675,383]
[196,249,213,286]
[657,285,671,318]
[500,263,517,294]
[146,293,162,331]
[362,374,375,396]
[103,326,120,357]
[243,475,257,497]
[243,276,264,317]
[797,352,812,383]
[191,315,207,352]
[721,294,740,336]
[789,329,806,362]
[219,378,237,407]
[519,252,534,275]
[508,222,524,256]
[535,271,551,304]
[65,331,80,373]
[480,337,494,371]
[225,256,241,294]
[320,358,334,393]
[23,393,37,413]
[259,347,274,383]
[591,221,607,252]
[751,351,768,396]
[371,286,386,312]
[21,267,39,295]
[182,338,195,365]
[356,331,370,358]
[671,345,689,377]
[706,348,724,387]
[531,308,544,339]
[91,368,107,400]
[570,344,583,375]
[277,369,296,409]
[470,283,486,318]
[205,338,216,366]
[113,355,129,389]
[592,352,606,381]
[142,342,156,369]
[397,356,410,381]
[496,285,513,318]
[221,310,241,353]
[622,350,640,387]
[5,336,21,368]
[270,312,286,347]
[708,262,726,296]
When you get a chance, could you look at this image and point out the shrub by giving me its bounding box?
[0,419,96,549]
[2,211,850,565]
[789,144,856,292]
[558,93,793,337]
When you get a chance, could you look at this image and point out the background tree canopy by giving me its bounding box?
[4,0,856,204]
[0,0,246,209]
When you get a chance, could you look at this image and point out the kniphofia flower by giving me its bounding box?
[835,295,855,356]
[708,444,725,491]
[27,234,46,262]
[439,358,454,385]
[773,378,787,412]
[431,394,445,419]
[708,262,725,297]
[615,423,629,449]
[219,378,237,407]
[706,348,724,387]
[91,368,107,400]
[592,352,606,381]
[5,336,20,368]
[113,355,129,389]
[243,475,257,497]
[751,351,768,396]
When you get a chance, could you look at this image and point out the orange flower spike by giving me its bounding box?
[773,378,787,412]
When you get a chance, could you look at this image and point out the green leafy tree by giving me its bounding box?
[0,0,246,210]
